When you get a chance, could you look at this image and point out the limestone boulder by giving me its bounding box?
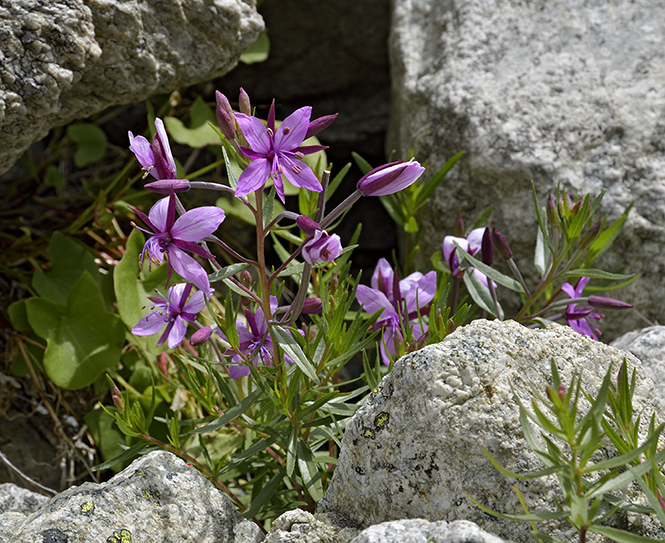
[2,450,263,543]
[387,0,665,338]
[0,0,264,174]
[317,319,664,542]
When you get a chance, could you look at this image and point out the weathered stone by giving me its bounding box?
[612,326,665,412]
[387,0,665,338]
[349,519,508,543]
[317,319,664,542]
[4,450,263,543]
[0,0,264,174]
[264,509,360,543]
[0,483,49,516]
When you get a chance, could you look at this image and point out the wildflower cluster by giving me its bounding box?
[96,88,634,522]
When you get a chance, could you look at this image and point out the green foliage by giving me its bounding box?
[67,123,108,167]
[473,359,665,543]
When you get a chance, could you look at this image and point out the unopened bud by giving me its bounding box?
[302,298,323,314]
[446,318,456,335]
[215,91,236,140]
[191,326,213,346]
[239,87,251,116]
[558,384,566,402]
[305,113,338,139]
[157,352,169,378]
[492,227,513,260]
[454,211,465,237]
[144,179,190,194]
[330,273,339,294]
[239,270,253,289]
[547,194,560,227]
[296,215,321,236]
[111,385,124,414]
[481,227,494,266]
[392,327,404,355]
[588,296,633,310]
[579,220,601,249]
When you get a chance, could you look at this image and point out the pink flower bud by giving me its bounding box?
[239,87,251,116]
[454,211,465,237]
[579,220,601,249]
[296,215,321,236]
[191,326,213,346]
[588,296,633,310]
[302,298,323,314]
[357,159,425,197]
[144,179,190,194]
[215,90,236,140]
[111,385,124,414]
[305,113,338,139]
[491,227,513,260]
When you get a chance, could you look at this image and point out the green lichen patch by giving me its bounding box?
[107,528,131,543]
[80,500,95,516]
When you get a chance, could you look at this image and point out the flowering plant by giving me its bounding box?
[8,86,636,527]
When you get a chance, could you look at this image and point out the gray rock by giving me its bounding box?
[0,0,264,175]
[264,509,360,543]
[387,0,665,338]
[349,519,508,543]
[0,483,49,514]
[4,450,263,543]
[317,319,663,542]
[612,326,665,412]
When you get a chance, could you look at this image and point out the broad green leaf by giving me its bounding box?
[297,440,324,502]
[67,123,108,167]
[239,31,270,64]
[43,164,64,191]
[84,409,127,472]
[26,272,125,389]
[271,325,320,384]
[164,97,218,148]
[33,232,112,305]
[8,299,29,332]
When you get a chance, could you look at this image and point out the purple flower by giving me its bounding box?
[356,258,436,365]
[443,227,493,287]
[234,101,326,202]
[357,159,425,197]
[221,297,293,379]
[132,283,206,349]
[561,277,603,340]
[130,192,225,293]
[128,118,177,180]
[296,216,342,265]
[302,230,343,265]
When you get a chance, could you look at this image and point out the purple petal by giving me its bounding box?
[402,271,436,313]
[132,311,168,336]
[296,144,328,155]
[167,316,188,349]
[229,363,251,379]
[182,290,207,314]
[173,239,215,260]
[239,146,268,161]
[561,282,577,299]
[171,207,226,241]
[466,228,487,255]
[443,235,468,264]
[274,107,311,151]
[154,118,176,178]
[575,276,590,297]
[148,197,171,233]
[236,158,272,198]
[166,283,191,307]
[278,153,322,193]
[128,132,155,174]
[235,113,271,155]
[356,285,396,316]
[371,258,394,292]
[167,247,211,293]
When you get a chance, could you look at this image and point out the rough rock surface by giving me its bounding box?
[612,326,665,412]
[0,0,264,174]
[349,519,508,543]
[264,509,360,543]
[387,0,665,338]
[317,319,664,542]
[0,483,49,514]
[1,450,263,543]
